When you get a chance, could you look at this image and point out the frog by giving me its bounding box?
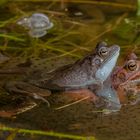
[29,42,120,92]
[2,42,120,116]
[111,53,140,105]
[94,53,140,114]
[0,42,120,117]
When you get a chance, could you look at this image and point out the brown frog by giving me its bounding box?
[111,53,140,105]
[90,53,140,114]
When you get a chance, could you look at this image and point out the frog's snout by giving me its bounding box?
[95,44,120,82]
[111,45,120,55]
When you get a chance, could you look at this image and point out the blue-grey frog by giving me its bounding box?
[17,13,53,38]
[2,42,120,116]
[29,42,120,94]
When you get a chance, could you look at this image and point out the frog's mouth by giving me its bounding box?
[121,72,140,86]
[95,45,120,82]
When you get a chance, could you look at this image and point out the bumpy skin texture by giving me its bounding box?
[111,53,140,105]
[91,53,140,113]
[3,42,120,116]
[30,42,120,91]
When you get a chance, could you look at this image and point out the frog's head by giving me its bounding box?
[92,42,120,82]
[112,53,140,89]
[111,53,140,104]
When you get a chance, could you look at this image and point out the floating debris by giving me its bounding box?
[17,13,53,38]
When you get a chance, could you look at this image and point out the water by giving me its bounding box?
[0,0,139,140]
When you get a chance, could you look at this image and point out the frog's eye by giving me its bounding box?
[98,47,109,57]
[126,60,138,71]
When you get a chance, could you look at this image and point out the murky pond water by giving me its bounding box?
[0,0,140,140]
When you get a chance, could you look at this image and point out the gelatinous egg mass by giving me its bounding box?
[17,13,53,38]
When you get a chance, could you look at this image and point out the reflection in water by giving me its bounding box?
[0,0,139,140]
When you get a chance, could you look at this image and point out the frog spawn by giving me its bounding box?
[17,13,53,38]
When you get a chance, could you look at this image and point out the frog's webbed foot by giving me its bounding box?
[0,97,37,118]
[31,92,50,107]
[104,99,121,114]
[94,97,121,115]
[3,81,51,107]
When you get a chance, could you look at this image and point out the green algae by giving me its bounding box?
[0,126,96,140]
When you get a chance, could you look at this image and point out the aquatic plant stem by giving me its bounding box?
[40,44,82,58]
[0,34,25,42]
[55,96,90,110]
[85,13,128,45]
[0,126,96,140]
[14,0,136,10]
[137,0,140,16]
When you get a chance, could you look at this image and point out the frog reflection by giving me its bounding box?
[17,13,53,38]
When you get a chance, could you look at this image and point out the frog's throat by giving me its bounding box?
[95,45,120,82]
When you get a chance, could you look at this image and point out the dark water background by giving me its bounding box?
[0,0,140,140]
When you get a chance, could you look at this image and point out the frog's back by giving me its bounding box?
[30,54,97,91]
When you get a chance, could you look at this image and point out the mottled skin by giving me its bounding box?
[111,53,140,105]
[2,42,120,116]
[30,42,120,92]
[89,53,140,114]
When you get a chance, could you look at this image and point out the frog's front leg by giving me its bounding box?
[0,95,37,118]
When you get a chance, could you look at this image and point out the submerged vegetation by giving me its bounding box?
[0,0,140,140]
[137,0,140,16]
[0,125,96,140]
